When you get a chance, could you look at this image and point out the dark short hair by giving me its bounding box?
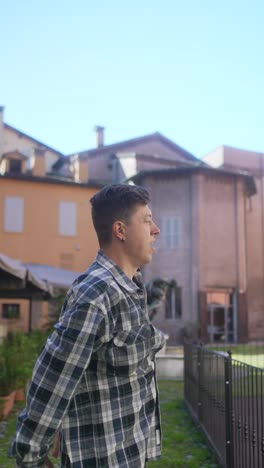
[90,184,150,246]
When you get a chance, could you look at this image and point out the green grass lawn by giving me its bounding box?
[207,344,264,368]
[0,381,219,468]
[0,401,25,468]
[232,352,264,367]
[147,381,219,468]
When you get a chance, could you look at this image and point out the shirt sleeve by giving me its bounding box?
[11,299,106,467]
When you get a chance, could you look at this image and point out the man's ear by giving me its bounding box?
[112,221,126,241]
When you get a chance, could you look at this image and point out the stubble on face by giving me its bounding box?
[124,205,160,268]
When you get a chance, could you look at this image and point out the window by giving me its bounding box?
[165,281,182,319]
[206,290,235,343]
[163,217,181,249]
[4,196,24,232]
[2,304,20,319]
[59,202,77,236]
[9,159,22,174]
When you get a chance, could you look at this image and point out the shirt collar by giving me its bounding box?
[96,250,145,294]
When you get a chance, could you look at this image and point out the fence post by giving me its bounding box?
[225,350,234,468]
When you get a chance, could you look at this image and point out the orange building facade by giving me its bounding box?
[0,107,99,334]
[0,177,99,271]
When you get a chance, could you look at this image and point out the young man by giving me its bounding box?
[12,184,166,467]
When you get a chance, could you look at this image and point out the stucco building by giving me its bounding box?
[1,106,263,344]
[203,146,264,342]
[131,166,256,344]
[0,107,100,334]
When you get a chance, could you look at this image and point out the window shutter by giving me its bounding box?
[4,196,24,232]
[173,217,180,247]
[59,202,77,236]
[163,216,181,249]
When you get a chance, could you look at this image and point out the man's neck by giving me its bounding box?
[101,246,137,280]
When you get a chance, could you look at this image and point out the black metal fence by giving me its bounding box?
[184,342,264,468]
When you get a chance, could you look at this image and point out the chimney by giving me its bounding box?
[94,125,105,148]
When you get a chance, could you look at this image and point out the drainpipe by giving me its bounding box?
[0,106,4,157]
[189,175,193,320]
[233,176,239,343]
[259,154,264,311]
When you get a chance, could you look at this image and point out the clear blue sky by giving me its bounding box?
[1,0,264,158]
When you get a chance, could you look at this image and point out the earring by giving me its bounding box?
[121,237,126,242]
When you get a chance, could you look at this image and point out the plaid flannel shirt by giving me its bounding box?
[12,250,166,467]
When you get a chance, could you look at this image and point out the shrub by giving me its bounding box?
[0,330,49,396]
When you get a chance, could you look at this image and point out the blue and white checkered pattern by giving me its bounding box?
[12,250,166,467]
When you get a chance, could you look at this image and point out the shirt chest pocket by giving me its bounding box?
[107,322,153,376]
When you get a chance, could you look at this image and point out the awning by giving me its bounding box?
[24,263,80,289]
[0,253,53,299]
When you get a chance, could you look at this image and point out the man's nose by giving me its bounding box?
[152,223,160,235]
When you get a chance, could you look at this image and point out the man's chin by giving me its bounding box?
[141,254,153,265]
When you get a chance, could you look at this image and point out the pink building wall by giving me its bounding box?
[204,146,264,340]
[141,169,255,343]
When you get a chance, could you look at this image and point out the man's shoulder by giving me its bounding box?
[67,261,120,306]
[77,261,113,289]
